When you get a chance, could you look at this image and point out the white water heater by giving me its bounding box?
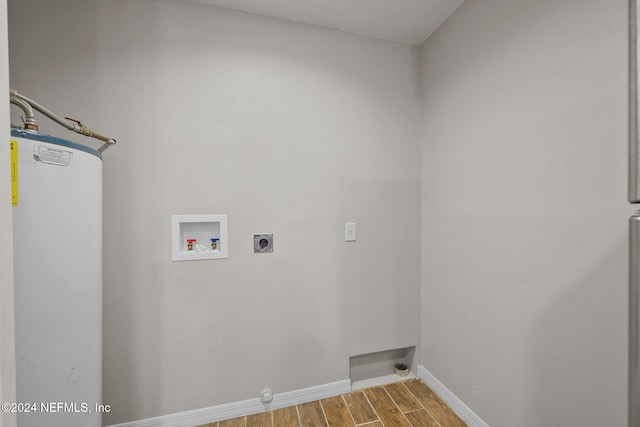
[11,129,102,427]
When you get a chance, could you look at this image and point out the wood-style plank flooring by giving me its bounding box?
[197,379,467,427]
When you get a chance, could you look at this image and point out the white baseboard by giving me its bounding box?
[106,379,351,427]
[417,365,490,427]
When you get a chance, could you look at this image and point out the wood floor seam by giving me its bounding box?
[317,398,330,426]
[294,405,301,427]
[360,389,383,426]
[402,409,418,427]
[401,383,441,426]
[341,394,359,426]
[383,385,415,427]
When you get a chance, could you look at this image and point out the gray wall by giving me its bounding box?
[8,0,421,424]
[0,0,16,424]
[7,0,633,425]
[419,0,628,425]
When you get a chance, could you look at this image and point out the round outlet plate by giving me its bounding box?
[260,388,273,403]
[254,234,273,253]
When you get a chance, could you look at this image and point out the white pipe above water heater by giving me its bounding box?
[10,92,115,426]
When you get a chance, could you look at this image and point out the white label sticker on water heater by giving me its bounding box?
[34,145,72,166]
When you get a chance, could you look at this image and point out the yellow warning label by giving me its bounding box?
[10,140,17,206]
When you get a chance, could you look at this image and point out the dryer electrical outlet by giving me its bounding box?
[254,234,273,253]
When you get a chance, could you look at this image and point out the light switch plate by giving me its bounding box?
[345,222,357,242]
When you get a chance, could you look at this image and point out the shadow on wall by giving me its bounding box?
[529,233,627,427]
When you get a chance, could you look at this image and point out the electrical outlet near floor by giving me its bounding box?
[260,388,273,403]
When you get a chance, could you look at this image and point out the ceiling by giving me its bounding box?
[182,0,465,45]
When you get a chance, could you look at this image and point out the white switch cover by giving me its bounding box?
[345,222,357,242]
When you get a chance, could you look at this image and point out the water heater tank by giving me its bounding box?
[11,129,102,427]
